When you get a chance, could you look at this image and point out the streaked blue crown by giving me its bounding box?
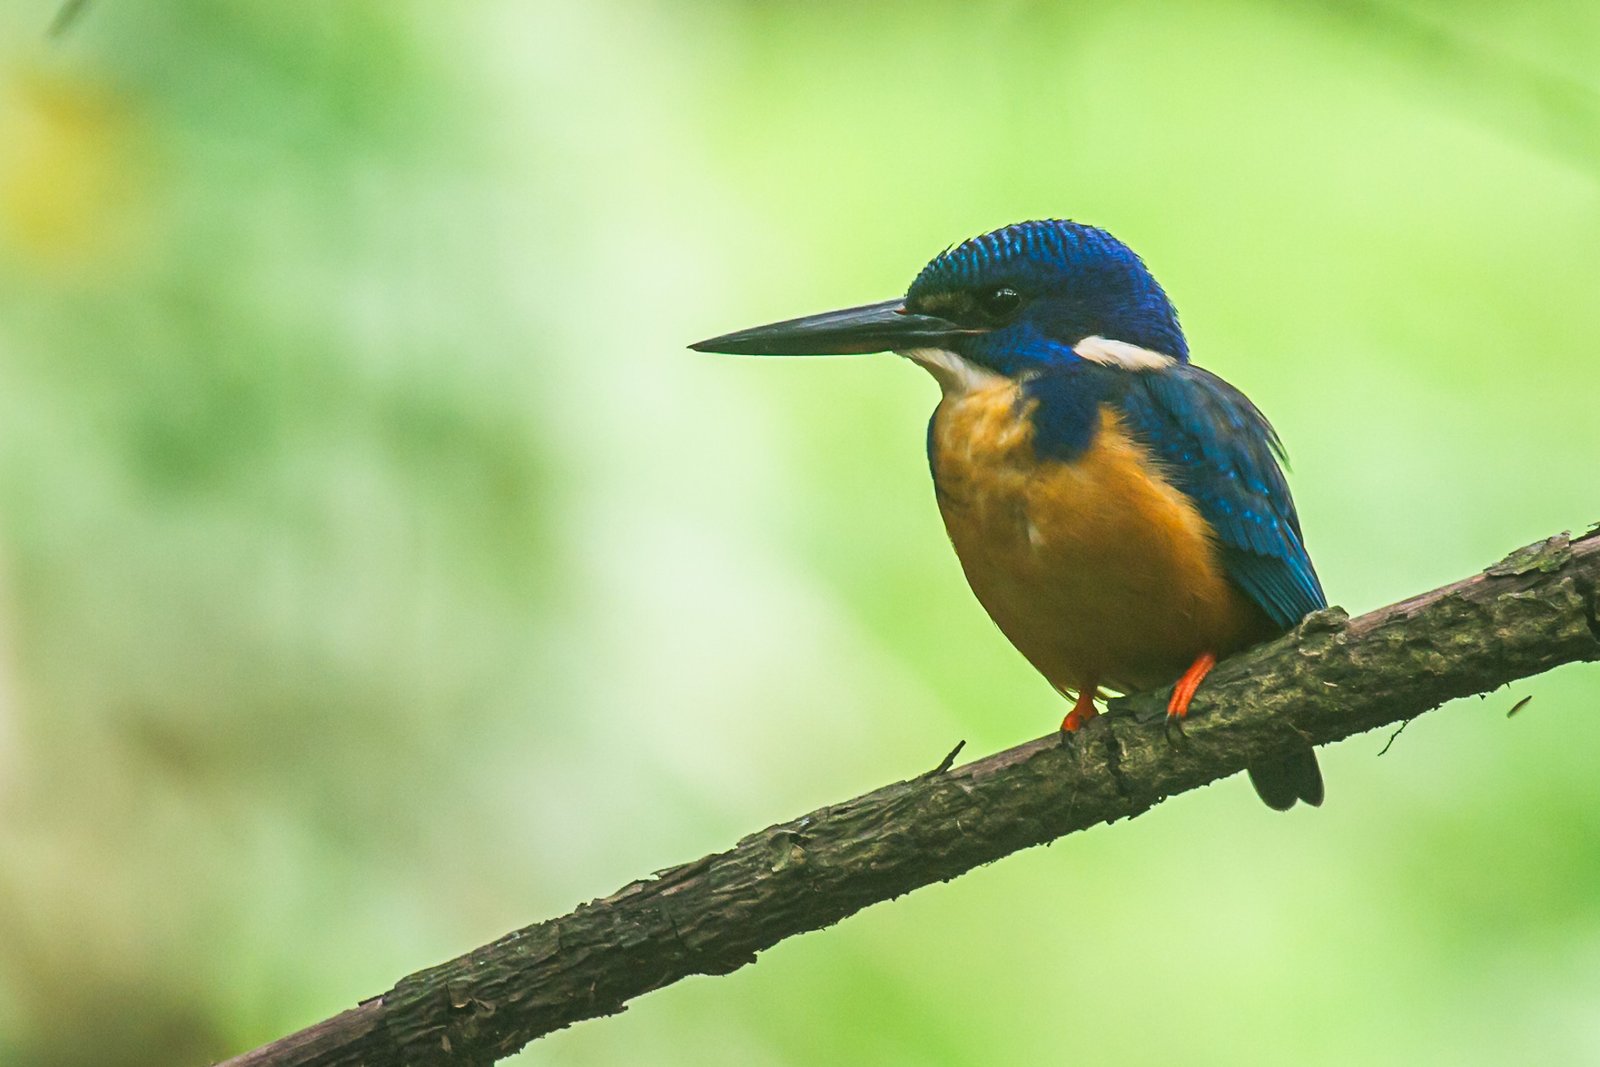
[906,220,1188,373]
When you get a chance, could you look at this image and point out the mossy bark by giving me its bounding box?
[220,530,1600,1067]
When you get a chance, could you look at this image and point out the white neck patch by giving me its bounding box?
[1073,335,1177,371]
[898,347,1006,395]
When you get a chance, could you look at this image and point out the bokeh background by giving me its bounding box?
[1,2,1597,1064]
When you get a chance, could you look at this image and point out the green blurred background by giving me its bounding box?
[0,2,1597,1064]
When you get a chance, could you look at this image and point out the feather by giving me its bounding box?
[1115,365,1326,628]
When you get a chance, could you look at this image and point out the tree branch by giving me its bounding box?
[216,529,1600,1067]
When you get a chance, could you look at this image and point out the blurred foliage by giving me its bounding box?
[0,1,1597,1065]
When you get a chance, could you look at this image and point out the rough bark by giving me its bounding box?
[217,530,1600,1067]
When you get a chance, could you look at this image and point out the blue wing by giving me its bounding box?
[1115,365,1325,628]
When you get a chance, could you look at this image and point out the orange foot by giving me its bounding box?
[1061,685,1100,733]
[1167,652,1217,721]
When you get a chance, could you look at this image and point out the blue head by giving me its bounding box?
[906,221,1188,372]
[692,220,1188,376]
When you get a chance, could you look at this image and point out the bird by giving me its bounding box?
[691,219,1324,810]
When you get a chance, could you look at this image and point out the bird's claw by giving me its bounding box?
[1163,713,1188,749]
[1161,651,1214,749]
[1061,709,1094,733]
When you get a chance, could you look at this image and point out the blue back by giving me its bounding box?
[1023,362,1326,629]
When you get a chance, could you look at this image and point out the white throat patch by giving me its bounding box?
[1073,335,1177,371]
[898,347,1006,395]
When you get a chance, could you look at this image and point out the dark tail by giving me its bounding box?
[1248,747,1324,811]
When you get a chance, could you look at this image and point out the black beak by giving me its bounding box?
[690,298,977,356]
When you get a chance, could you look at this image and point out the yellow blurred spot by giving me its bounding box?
[0,66,142,269]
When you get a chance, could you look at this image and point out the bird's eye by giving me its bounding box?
[977,286,1022,322]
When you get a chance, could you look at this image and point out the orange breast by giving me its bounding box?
[929,378,1272,697]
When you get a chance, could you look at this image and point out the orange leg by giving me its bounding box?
[1061,685,1100,733]
[1167,652,1217,720]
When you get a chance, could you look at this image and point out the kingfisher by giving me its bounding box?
[692,220,1324,810]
